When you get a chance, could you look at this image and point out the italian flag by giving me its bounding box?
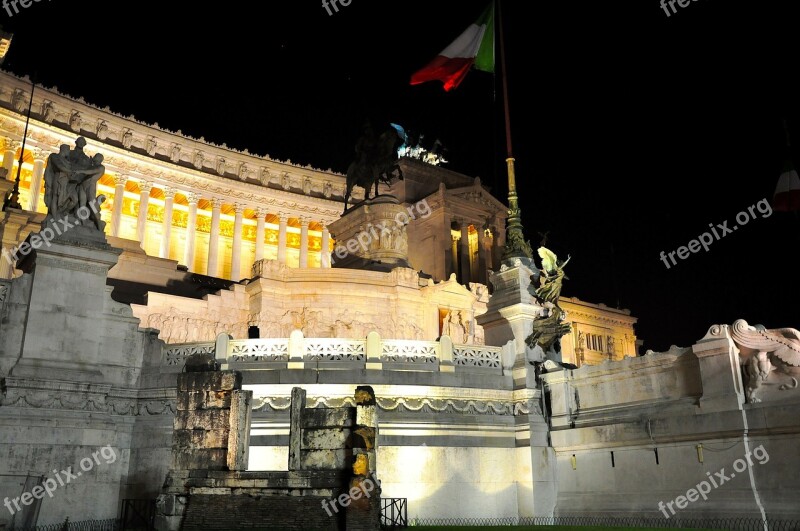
[410,3,495,92]
[774,158,800,212]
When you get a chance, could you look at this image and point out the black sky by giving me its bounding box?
[2,1,799,351]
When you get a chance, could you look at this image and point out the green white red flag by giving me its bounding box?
[410,3,495,91]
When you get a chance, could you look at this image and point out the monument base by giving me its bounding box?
[328,196,412,272]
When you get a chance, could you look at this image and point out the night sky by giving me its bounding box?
[2,1,798,351]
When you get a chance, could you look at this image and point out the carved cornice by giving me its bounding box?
[251,395,534,416]
[0,71,345,222]
[0,377,177,417]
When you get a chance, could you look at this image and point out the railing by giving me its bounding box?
[409,516,799,529]
[160,332,506,374]
[163,343,214,366]
[119,499,155,530]
[8,519,119,531]
[380,498,408,529]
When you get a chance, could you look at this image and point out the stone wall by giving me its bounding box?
[542,324,800,519]
[0,234,159,527]
[181,494,341,531]
[156,359,380,530]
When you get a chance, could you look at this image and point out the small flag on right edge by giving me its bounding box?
[773,158,800,212]
[410,3,495,92]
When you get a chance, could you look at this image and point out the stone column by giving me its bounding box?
[110,175,128,237]
[459,222,471,285]
[184,193,199,270]
[27,148,47,211]
[231,203,244,282]
[320,225,331,268]
[254,207,266,262]
[136,181,153,247]
[450,233,458,279]
[442,211,453,280]
[476,223,488,285]
[160,187,175,259]
[277,212,288,265]
[1,138,18,177]
[299,217,309,268]
[207,198,222,277]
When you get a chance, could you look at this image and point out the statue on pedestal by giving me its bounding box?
[43,136,106,231]
[343,121,404,212]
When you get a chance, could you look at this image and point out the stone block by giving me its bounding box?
[356,404,376,428]
[227,389,252,471]
[177,371,242,393]
[177,390,233,411]
[172,448,228,471]
[288,387,306,471]
[184,478,216,488]
[302,428,350,450]
[302,407,355,428]
[174,429,231,449]
[174,410,231,431]
[300,449,350,470]
[187,487,231,495]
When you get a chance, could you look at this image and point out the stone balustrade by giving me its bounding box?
[161,330,503,374]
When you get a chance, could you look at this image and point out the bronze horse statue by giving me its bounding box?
[343,122,404,213]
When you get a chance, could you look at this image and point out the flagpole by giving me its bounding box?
[497,0,532,261]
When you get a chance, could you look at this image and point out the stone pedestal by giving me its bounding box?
[477,257,557,517]
[693,324,746,413]
[328,196,410,271]
[477,257,544,367]
[10,226,141,385]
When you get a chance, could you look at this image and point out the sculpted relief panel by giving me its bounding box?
[249,307,424,341]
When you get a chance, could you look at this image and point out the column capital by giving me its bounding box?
[186,192,200,205]
[139,180,154,194]
[321,224,330,234]
[162,186,176,200]
[113,174,128,187]
[210,198,224,210]
[300,216,310,227]
[232,202,244,215]
[31,147,47,161]
[256,207,267,219]
[278,212,289,223]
